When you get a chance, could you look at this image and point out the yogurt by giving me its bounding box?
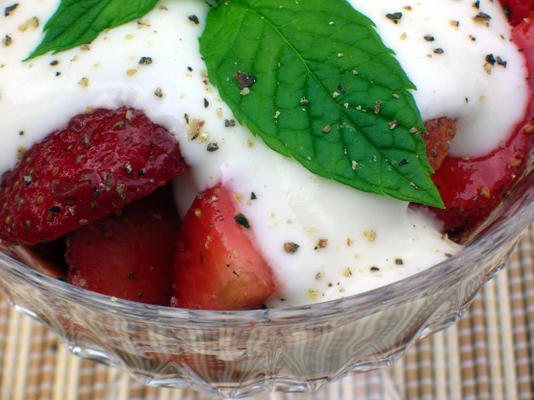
[0,0,528,306]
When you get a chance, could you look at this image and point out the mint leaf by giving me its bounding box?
[26,0,158,60]
[200,0,444,207]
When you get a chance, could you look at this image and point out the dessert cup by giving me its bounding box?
[0,159,532,399]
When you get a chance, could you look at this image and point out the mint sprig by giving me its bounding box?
[26,0,444,208]
[26,0,158,60]
[201,0,443,207]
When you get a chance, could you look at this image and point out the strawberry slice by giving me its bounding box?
[66,186,178,305]
[512,11,534,91]
[499,0,534,26]
[417,15,534,237]
[0,107,187,245]
[171,185,276,310]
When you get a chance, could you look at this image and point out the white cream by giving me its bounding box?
[350,0,529,157]
[0,0,527,306]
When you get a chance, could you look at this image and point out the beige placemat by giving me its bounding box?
[0,224,533,400]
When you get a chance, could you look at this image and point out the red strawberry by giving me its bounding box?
[0,107,187,245]
[422,118,456,171]
[512,11,534,92]
[416,15,534,237]
[499,0,534,26]
[426,120,532,236]
[66,186,178,305]
[171,185,276,310]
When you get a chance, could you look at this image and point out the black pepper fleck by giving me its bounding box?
[48,206,61,213]
[433,48,444,54]
[283,242,300,254]
[250,192,257,200]
[203,98,209,108]
[4,3,18,17]
[233,71,257,90]
[50,60,59,66]
[139,56,153,65]
[473,12,491,23]
[370,266,380,272]
[2,34,12,47]
[234,213,250,229]
[424,34,435,41]
[188,14,199,24]
[386,12,402,24]
[154,87,163,98]
[206,142,219,152]
[224,119,236,128]
[485,54,496,65]
[496,56,507,67]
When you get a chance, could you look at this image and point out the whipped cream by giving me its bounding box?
[0,0,528,306]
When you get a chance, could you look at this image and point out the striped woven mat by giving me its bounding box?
[0,224,533,400]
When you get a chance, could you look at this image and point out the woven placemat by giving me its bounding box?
[0,224,533,400]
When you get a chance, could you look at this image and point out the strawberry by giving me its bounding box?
[417,15,534,237]
[512,11,534,91]
[0,107,187,245]
[171,185,276,310]
[422,118,456,172]
[414,14,534,237]
[66,186,178,305]
[499,0,534,26]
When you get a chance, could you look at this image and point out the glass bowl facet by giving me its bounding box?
[0,162,532,398]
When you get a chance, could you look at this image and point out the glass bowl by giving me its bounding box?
[0,157,532,399]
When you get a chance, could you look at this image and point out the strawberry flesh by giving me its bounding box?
[416,14,534,237]
[66,186,178,305]
[0,107,187,245]
[171,185,276,310]
[499,0,534,26]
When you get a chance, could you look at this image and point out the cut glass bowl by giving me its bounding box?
[0,157,532,399]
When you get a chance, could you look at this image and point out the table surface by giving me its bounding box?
[0,224,533,400]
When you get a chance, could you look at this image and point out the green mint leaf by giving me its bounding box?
[26,0,158,60]
[200,0,444,208]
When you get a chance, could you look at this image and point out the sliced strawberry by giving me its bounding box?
[0,107,187,245]
[422,118,456,171]
[66,186,178,305]
[418,15,534,236]
[427,121,532,235]
[171,185,275,310]
[414,15,534,237]
[512,11,534,91]
[499,0,534,26]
